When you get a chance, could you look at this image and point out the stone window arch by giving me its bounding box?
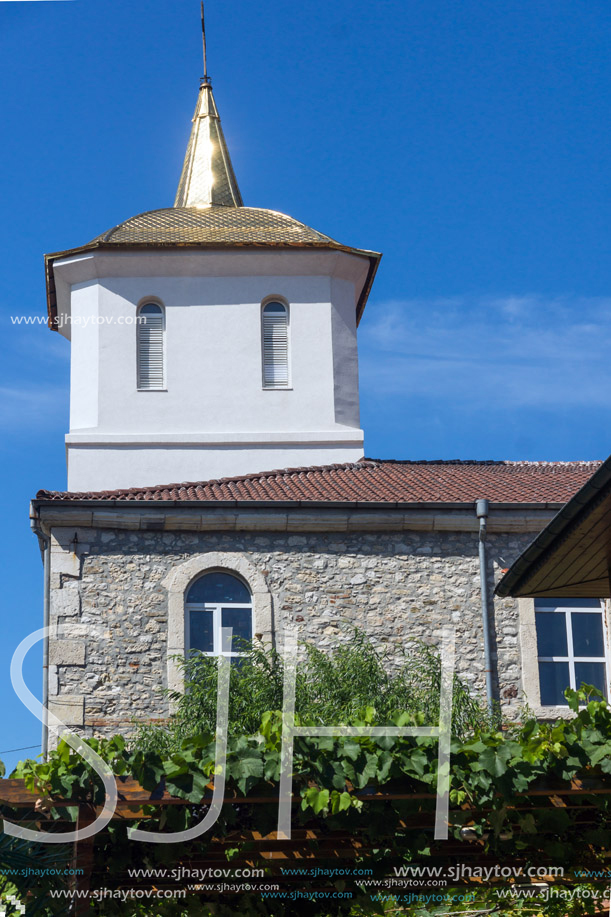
[164,553,273,701]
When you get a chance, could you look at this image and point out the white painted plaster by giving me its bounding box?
[69,282,99,430]
[67,443,364,492]
[55,250,367,491]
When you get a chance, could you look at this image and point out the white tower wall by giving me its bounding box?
[53,249,368,491]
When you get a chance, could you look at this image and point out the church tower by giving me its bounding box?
[44,26,381,492]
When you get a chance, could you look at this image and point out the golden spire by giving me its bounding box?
[174,2,243,209]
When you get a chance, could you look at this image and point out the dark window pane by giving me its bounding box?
[539,661,570,705]
[535,612,568,657]
[575,662,608,698]
[187,572,251,605]
[189,610,213,652]
[535,598,601,609]
[140,303,162,315]
[263,302,287,314]
[571,613,604,657]
[221,607,252,652]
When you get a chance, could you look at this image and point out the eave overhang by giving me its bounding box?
[31,498,563,538]
[44,240,381,331]
[496,454,611,599]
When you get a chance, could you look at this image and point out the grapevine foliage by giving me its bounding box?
[2,687,611,915]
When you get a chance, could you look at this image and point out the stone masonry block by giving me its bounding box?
[52,552,81,578]
[50,585,81,617]
[49,695,84,726]
[49,640,86,666]
[48,664,58,696]
[51,528,91,552]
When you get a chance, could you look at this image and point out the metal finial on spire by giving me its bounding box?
[201,1,209,84]
[174,2,243,209]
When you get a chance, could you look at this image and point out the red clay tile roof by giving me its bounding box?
[35,459,602,505]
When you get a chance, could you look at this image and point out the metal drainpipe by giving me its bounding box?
[476,499,495,716]
[30,503,51,760]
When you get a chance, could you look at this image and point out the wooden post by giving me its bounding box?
[70,804,96,916]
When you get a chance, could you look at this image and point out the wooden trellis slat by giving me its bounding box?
[3,774,611,808]
[2,774,610,902]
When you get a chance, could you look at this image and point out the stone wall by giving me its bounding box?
[47,526,533,740]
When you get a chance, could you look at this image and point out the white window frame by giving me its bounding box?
[137,301,166,391]
[261,299,291,390]
[534,599,609,706]
[185,599,254,658]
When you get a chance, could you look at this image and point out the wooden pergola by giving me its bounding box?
[2,774,611,914]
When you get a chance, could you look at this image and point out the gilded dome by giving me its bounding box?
[92,206,340,247]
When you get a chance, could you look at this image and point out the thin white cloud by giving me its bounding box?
[2,314,70,432]
[0,385,67,431]
[6,321,70,366]
[359,295,611,408]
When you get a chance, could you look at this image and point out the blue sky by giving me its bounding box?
[3,0,611,772]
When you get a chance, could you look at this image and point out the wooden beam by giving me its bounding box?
[3,774,611,808]
[71,804,97,916]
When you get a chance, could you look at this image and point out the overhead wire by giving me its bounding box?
[0,744,40,756]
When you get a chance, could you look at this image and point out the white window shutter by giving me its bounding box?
[137,312,164,390]
[262,307,289,387]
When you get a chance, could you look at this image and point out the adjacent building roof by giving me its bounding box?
[496,454,611,599]
[36,458,601,505]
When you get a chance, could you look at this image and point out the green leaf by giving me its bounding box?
[229,747,264,794]
[302,787,330,814]
[406,748,429,777]
[518,813,537,834]
[589,744,611,766]
[339,741,361,761]
[478,744,512,777]
[565,687,581,713]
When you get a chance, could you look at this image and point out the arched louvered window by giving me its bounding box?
[262,301,289,389]
[137,303,165,390]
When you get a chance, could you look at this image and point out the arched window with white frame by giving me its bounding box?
[137,302,165,390]
[261,300,289,388]
[185,571,253,657]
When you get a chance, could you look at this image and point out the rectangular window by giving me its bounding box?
[187,605,253,656]
[189,609,214,653]
[535,598,608,705]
